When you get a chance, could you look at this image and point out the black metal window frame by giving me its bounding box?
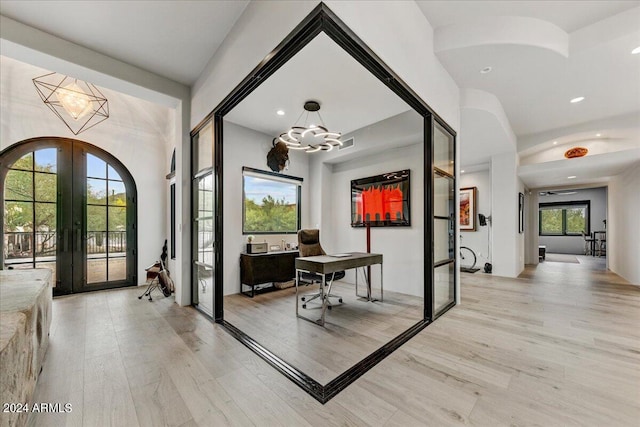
[539,200,591,236]
[189,2,457,404]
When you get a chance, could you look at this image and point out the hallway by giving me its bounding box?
[28,265,640,426]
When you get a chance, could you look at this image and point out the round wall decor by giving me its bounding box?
[564,147,588,158]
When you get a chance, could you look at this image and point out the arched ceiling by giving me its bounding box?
[417,1,640,188]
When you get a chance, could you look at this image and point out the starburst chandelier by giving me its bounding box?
[276,101,342,153]
[33,72,109,135]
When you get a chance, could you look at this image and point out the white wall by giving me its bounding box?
[538,187,607,254]
[608,164,640,285]
[327,143,424,297]
[0,56,173,286]
[460,170,492,268]
[222,121,310,296]
[490,151,524,277]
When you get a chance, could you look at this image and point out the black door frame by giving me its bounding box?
[0,137,138,295]
[190,2,457,403]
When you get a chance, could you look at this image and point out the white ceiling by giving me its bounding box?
[0,0,249,85]
[1,1,639,189]
[418,1,638,32]
[226,33,411,139]
[417,1,640,189]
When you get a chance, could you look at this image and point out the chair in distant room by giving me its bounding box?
[297,229,345,309]
[595,232,606,257]
[581,230,595,255]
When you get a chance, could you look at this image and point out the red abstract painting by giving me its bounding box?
[351,170,410,227]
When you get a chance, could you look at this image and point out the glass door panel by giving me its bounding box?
[85,153,129,285]
[192,121,215,315]
[432,120,456,316]
[3,150,57,284]
[434,263,454,313]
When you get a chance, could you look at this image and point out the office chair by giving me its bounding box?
[581,230,595,255]
[297,229,345,309]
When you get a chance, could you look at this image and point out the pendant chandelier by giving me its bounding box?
[276,101,342,153]
[33,72,109,135]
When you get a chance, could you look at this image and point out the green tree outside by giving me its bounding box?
[244,195,297,233]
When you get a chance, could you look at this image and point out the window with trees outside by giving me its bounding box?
[539,201,590,236]
[242,167,301,234]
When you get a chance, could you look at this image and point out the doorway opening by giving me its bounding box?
[1,137,137,295]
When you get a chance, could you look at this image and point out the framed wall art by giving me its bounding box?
[351,170,410,227]
[459,187,477,231]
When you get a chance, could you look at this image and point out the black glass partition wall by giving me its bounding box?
[192,121,215,317]
[189,3,457,403]
[433,121,456,315]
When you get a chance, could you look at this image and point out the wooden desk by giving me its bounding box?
[295,252,383,326]
[240,250,299,297]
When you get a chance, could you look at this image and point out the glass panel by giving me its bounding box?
[108,180,126,205]
[87,205,106,232]
[108,232,127,254]
[36,261,57,284]
[87,178,107,204]
[434,122,454,175]
[198,219,213,266]
[35,172,56,202]
[196,122,213,172]
[5,170,33,201]
[87,231,106,254]
[434,218,454,262]
[540,208,562,234]
[108,257,126,281]
[87,154,106,178]
[198,174,213,217]
[11,152,33,171]
[35,203,56,258]
[243,174,299,233]
[4,232,33,262]
[566,207,586,234]
[4,201,33,232]
[196,263,214,315]
[35,148,57,173]
[87,257,107,283]
[434,263,455,313]
[434,174,454,218]
[108,206,126,231]
[107,165,121,181]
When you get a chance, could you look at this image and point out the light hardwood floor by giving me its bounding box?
[224,282,423,384]
[27,259,640,426]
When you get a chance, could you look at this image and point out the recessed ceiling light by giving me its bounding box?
[632,46,640,55]
[461,170,465,173]
[480,66,492,74]
[567,176,577,179]
[570,97,585,103]
[596,133,601,137]
[276,110,285,116]
[553,141,558,145]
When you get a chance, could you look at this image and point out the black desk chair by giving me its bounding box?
[297,229,345,309]
[581,231,595,255]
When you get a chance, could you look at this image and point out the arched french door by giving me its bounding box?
[0,137,137,295]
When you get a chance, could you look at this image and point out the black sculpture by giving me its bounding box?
[267,140,289,172]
